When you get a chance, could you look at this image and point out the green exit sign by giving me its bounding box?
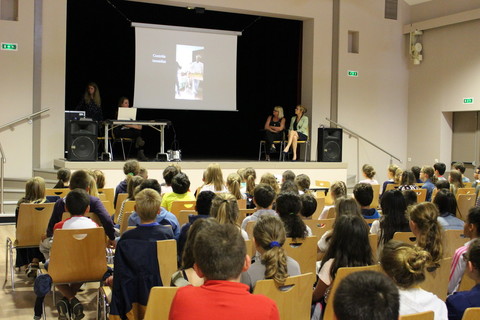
[463,98,474,104]
[1,43,18,51]
[348,70,358,77]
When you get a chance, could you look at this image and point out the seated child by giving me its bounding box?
[299,193,317,219]
[241,184,277,230]
[161,172,195,212]
[276,192,311,238]
[446,238,480,320]
[114,159,140,204]
[333,271,399,320]
[169,221,280,320]
[52,188,98,320]
[353,183,380,219]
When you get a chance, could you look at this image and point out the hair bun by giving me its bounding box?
[405,247,431,274]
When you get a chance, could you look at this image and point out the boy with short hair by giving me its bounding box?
[299,193,317,219]
[434,162,447,181]
[161,172,195,212]
[353,183,380,219]
[161,165,180,195]
[53,188,98,320]
[333,271,399,320]
[241,184,277,230]
[282,170,295,183]
[169,221,279,320]
[453,162,470,183]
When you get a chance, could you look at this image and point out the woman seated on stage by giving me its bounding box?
[113,97,147,161]
[263,106,286,161]
[283,105,309,161]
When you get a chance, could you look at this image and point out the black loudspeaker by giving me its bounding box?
[317,128,343,162]
[67,120,98,161]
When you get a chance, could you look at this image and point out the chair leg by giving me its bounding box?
[6,237,15,290]
[120,139,126,160]
[304,141,308,162]
[278,141,284,161]
[258,141,263,161]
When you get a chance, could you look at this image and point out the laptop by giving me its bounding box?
[117,107,137,121]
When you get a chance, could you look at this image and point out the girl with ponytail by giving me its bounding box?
[210,193,249,240]
[226,173,245,200]
[381,240,447,319]
[275,192,310,239]
[241,215,300,291]
[408,202,444,270]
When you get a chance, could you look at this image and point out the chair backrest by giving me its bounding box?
[326,207,336,219]
[245,220,256,241]
[170,201,196,219]
[98,188,115,205]
[311,197,326,220]
[157,239,178,287]
[102,200,115,215]
[97,193,107,201]
[456,188,476,197]
[443,229,468,258]
[457,194,476,221]
[45,188,70,198]
[238,209,255,226]
[464,182,473,188]
[114,193,129,222]
[237,198,247,209]
[458,267,476,292]
[385,183,399,191]
[399,311,434,320]
[315,180,331,188]
[122,200,136,215]
[49,227,107,283]
[178,210,196,226]
[369,233,378,262]
[282,237,317,276]
[245,239,255,259]
[324,192,334,206]
[415,183,425,188]
[120,210,135,234]
[412,188,427,203]
[315,191,326,198]
[461,307,480,320]
[144,287,179,320]
[323,264,383,320]
[369,184,380,209]
[303,219,335,240]
[393,231,417,244]
[420,257,452,301]
[253,273,315,320]
[61,211,103,227]
[16,203,55,247]
[432,188,438,201]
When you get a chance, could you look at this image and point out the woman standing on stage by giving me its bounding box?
[283,105,309,161]
[76,82,103,121]
[263,106,285,161]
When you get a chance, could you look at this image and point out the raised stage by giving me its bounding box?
[54,159,348,193]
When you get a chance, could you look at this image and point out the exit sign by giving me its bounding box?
[348,70,358,77]
[1,43,18,51]
[463,98,474,104]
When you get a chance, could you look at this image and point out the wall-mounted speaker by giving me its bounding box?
[317,128,343,162]
[66,120,98,161]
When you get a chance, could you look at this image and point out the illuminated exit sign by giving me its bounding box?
[1,43,18,51]
[348,70,358,77]
[463,98,474,104]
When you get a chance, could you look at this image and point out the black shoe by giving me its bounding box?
[56,297,70,320]
[269,147,276,154]
[70,297,85,320]
[282,151,289,161]
[136,150,148,161]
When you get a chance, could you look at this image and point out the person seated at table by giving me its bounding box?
[113,97,147,161]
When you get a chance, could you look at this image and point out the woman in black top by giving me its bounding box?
[76,82,103,121]
[263,106,285,161]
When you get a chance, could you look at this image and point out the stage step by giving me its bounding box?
[33,168,58,182]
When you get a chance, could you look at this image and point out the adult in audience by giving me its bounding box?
[421,166,436,201]
[114,159,140,204]
[434,162,447,181]
[283,105,309,161]
[241,184,277,230]
[54,168,71,189]
[333,271,399,320]
[263,106,286,161]
[276,192,310,238]
[380,240,447,320]
[353,183,380,219]
[433,189,464,230]
[210,193,248,239]
[161,172,195,211]
[359,164,378,185]
[446,238,480,320]
[241,215,301,291]
[319,181,347,219]
[75,82,102,121]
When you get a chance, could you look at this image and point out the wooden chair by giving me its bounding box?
[315,191,326,198]
[157,239,178,286]
[315,180,331,188]
[326,207,336,219]
[385,183,399,191]
[399,311,434,320]
[144,287,179,320]
[311,197,326,220]
[98,193,107,201]
[282,237,317,276]
[47,228,107,307]
[415,183,425,188]
[303,219,334,240]
[120,210,135,234]
[237,198,246,209]
[102,200,115,216]
[45,188,70,198]
[323,264,383,320]
[114,193,128,221]
[98,188,115,206]
[432,188,438,201]
[420,257,452,301]
[5,202,55,290]
[170,200,196,219]
[456,188,476,197]
[245,239,255,260]
[457,194,476,221]
[369,184,380,209]
[364,218,379,226]
[443,229,468,258]
[61,211,103,227]
[238,209,255,226]
[245,220,256,241]
[462,307,480,320]
[413,188,427,203]
[253,273,315,320]
[464,182,473,188]
[369,233,378,262]
[393,231,416,244]
[325,191,334,206]
[178,210,196,226]
[458,268,476,292]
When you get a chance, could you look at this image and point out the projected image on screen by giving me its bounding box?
[176,45,205,100]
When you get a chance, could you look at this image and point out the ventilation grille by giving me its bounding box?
[385,0,398,20]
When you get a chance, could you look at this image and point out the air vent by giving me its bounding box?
[385,0,398,20]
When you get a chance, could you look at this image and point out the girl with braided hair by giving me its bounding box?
[241,215,300,291]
